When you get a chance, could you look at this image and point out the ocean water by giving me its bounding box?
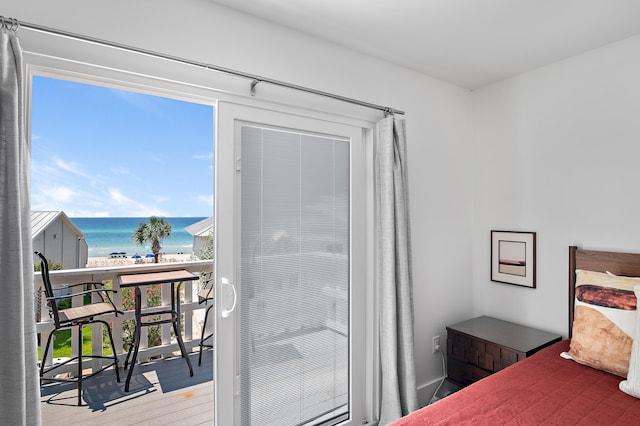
[71,217,206,258]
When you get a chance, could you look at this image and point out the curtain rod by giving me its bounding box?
[11,18,404,116]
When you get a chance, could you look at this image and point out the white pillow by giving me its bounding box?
[619,285,640,397]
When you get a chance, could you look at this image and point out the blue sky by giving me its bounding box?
[30,76,214,217]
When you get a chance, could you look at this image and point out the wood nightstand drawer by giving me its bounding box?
[447,357,491,384]
[446,316,562,387]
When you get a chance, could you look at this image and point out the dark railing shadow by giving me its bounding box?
[156,352,213,393]
[41,370,155,411]
[83,376,156,412]
[40,350,213,412]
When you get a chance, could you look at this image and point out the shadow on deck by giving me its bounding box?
[40,350,214,426]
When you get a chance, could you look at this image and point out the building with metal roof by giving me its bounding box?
[185,217,213,259]
[32,211,88,269]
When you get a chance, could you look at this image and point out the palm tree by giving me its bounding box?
[131,216,172,263]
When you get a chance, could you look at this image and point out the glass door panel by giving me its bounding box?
[240,125,349,425]
[215,103,365,426]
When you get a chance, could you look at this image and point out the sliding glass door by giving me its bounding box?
[216,103,366,425]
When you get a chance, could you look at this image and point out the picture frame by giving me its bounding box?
[491,230,536,288]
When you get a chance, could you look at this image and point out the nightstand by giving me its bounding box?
[446,315,562,387]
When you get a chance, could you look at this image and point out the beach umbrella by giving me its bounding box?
[132,254,141,259]
[145,254,155,258]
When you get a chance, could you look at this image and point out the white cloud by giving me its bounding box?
[32,162,60,177]
[31,185,76,208]
[110,167,132,176]
[51,186,76,202]
[109,188,169,217]
[146,153,166,164]
[198,194,214,207]
[78,210,111,218]
[109,88,160,114]
[54,156,87,177]
[193,152,213,160]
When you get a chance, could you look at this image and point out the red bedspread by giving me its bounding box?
[391,340,640,425]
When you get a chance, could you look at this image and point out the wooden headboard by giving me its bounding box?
[569,246,640,336]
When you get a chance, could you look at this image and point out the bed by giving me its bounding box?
[390,246,640,425]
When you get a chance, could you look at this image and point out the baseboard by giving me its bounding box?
[417,376,444,408]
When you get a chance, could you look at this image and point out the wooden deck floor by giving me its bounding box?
[40,350,214,426]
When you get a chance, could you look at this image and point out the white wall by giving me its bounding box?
[472,34,640,337]
[6,0,475,405]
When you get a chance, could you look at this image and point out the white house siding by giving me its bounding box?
[32,211,87,269]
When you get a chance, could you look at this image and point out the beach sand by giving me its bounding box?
[86,253,193,268]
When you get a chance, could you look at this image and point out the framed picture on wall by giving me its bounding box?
[491,230,536,288]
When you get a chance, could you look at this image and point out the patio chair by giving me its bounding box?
[35,251,123,406]
[198,272,214,366]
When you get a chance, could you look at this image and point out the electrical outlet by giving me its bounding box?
[432,335,441,354]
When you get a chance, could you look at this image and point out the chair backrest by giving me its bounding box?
[200,271,214,302]
[35,251,62,327]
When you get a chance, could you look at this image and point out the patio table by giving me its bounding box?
[118,269,197,392]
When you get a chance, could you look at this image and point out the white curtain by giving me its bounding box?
[0,26,42,425]
[376,116,418,425]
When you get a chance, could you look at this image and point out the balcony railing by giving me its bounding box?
[34,260,213,376]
